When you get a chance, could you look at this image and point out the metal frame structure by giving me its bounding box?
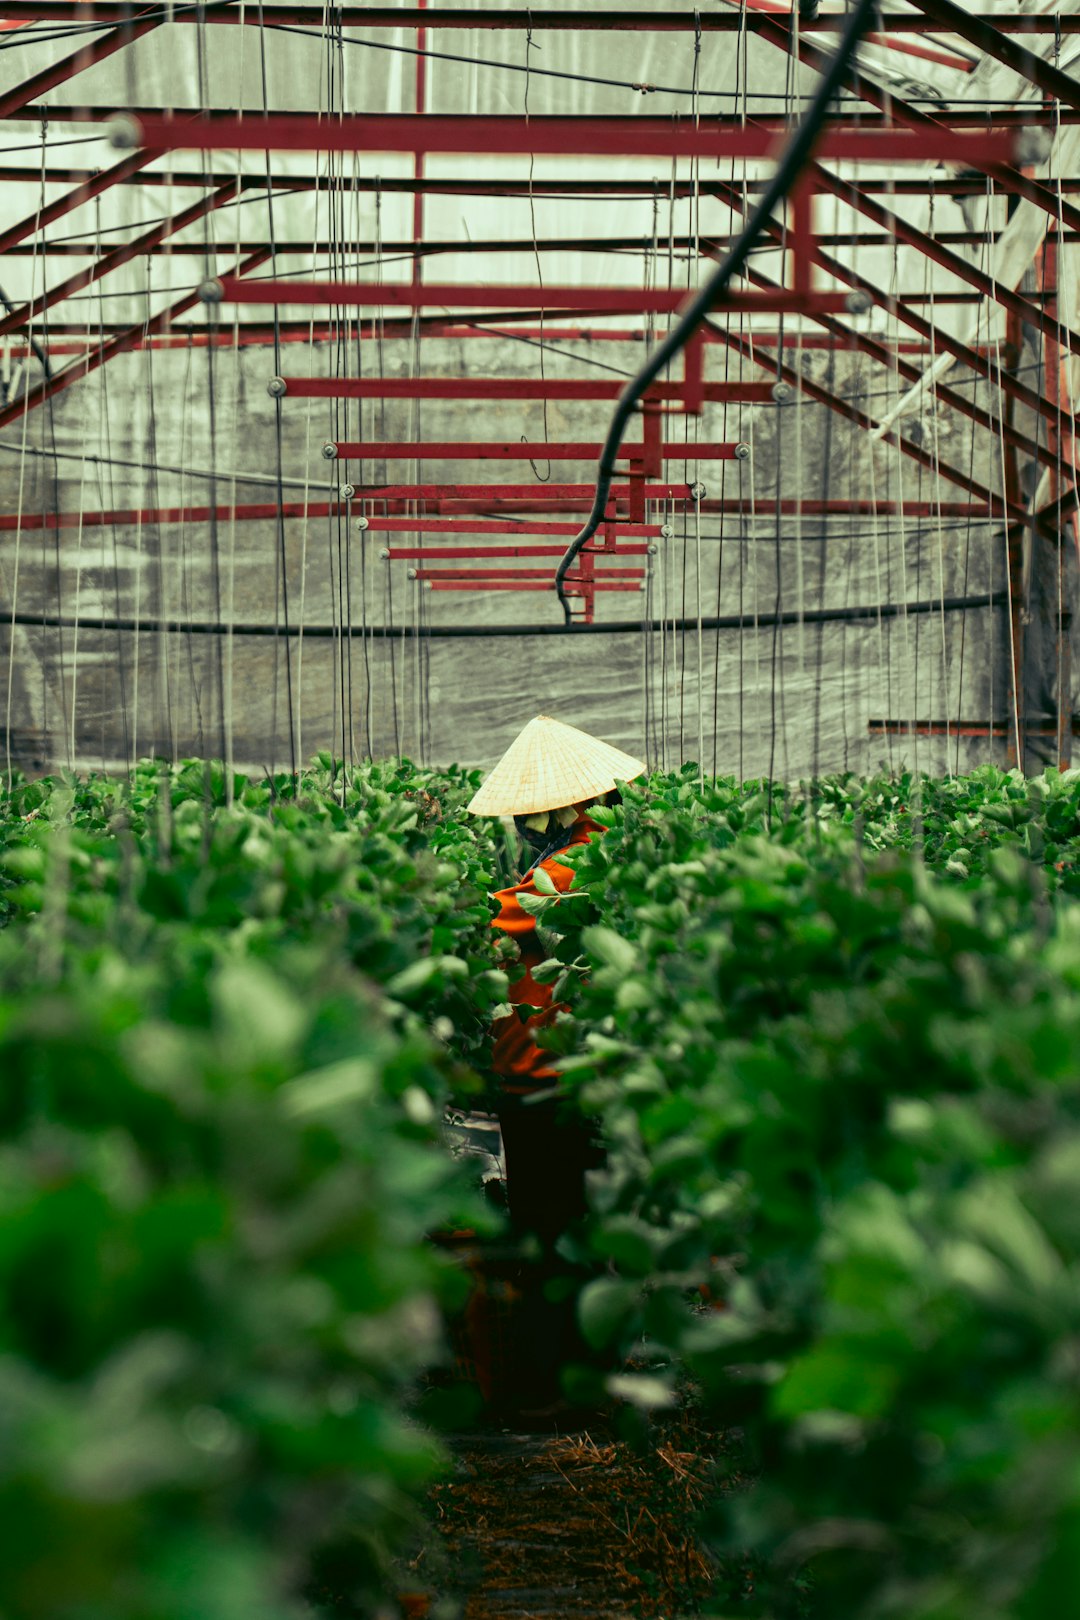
[0,1,1077,767]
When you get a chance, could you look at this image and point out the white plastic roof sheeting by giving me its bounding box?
[0,1,1069,339]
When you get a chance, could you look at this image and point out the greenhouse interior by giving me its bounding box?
[2,3,1080,1617]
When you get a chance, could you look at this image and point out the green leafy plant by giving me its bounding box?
[0,758,511,1619]
[535,771,1080,1617]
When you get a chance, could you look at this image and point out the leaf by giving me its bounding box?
[517,891,556,917]
[281,1058,377,1116]
[582,925,637,975]
[532,865,559,896]
[531,958,564,986]
[578,1277,641,1350]
[606,1372,676,1411]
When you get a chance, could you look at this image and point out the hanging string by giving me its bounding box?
[67,323,97,772]
[924,181,953,773]
[141,259,172,762]
[93,195,131,778]
[1042,67,1079,769]
[257,0,296,780]
[4,122,47,793]
[522,17,551,484]
[690,10,705,784]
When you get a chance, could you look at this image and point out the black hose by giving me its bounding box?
[1,593,1006,640]
[554,0,879,623]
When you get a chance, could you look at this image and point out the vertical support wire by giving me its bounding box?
[1044,70,1079,769]
[3,127,47,794]
[690,10,705,787]
[257,0,296,781]
[952,182,992,774]
[987,172,1023,774]
[924,183,953,773]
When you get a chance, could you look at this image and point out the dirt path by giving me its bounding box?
[407,1421,726,1619]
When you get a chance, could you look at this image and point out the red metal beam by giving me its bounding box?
[409,568,643,580]
[0,324,948,354]
[363,517,661,536]
[1,5,1078,31]
[869,719,1077,738]
[14,229,1080,258]
[383,545,652,559]
[422,578,644,592]
[18,107,1080,133]
[0,493,1000,526]
[116,112,1019,166]
[355,488,997,517]
[215,275,852,316]
[273,376,775,403]
[329,440,745,461]
[9,155,1080,191]
[0,503,663,537]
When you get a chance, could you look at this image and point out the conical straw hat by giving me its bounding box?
[467,715,646,816]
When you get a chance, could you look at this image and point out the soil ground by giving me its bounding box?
[400,1413,747,1619]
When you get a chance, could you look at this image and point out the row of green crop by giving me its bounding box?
[6,757,1080,1618]
[528,768,1080,1618]
[0,759,511,1620]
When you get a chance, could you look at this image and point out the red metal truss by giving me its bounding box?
[0,150,156,259]
[105,112,1019,166]
[269,377,774,406]
[709,174,1063,434]
[0,247,271,434]
[751,10,1080,239]
[1,5,1078,32]
[8,158,1080,199]
[214,276,853,318]
[327,440,746,463]
[708,316,1030,531]
[739,262,1071,482]
[0,180,242,342]
[0,16,158,121]
[3,1,1072,660]
[909,0,1080,113]
[807,166,1080,360]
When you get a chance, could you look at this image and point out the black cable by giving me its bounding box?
[0,135,107,154]
[7,593,1008,640]
[266,23,1053,109]
[0,0,251,52]
[553,0,880,624]
[0,282,51,380]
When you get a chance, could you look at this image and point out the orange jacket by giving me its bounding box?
[491,817,603,1092]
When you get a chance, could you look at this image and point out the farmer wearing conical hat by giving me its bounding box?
[467,716,645,1248]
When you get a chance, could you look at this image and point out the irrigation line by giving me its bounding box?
[3,593,1008,640]
[553,0,880,622]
